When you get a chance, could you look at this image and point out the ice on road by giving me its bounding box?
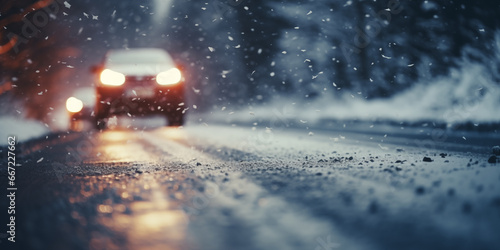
[1,124,500,250]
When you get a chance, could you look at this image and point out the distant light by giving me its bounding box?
[100,69,125,86]
[66,97,84,113]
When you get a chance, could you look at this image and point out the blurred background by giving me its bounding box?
[1,0,500,134]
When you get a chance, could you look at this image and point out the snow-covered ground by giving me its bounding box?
[206,60,500,127]
[0,116,50,145]
[316,62,500,124]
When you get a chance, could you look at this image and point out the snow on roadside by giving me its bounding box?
[0,116,49,146]
[314,62,500,124]
[206,60,500,127]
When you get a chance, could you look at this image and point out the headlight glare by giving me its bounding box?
[66,97,84,113]
[100,69,125,86]
[156,68,182,85]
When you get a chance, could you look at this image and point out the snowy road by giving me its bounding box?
[1,123,500,250]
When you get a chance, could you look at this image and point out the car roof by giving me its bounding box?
[105,48,173,65]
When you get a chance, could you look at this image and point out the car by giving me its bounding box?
[92,48,185,129]
[66,88,95,131]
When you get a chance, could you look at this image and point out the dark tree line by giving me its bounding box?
[1,0,499,125]
[264,0,500,100]
[162,0,500,105]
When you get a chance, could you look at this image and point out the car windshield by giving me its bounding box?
[106,49,173,65]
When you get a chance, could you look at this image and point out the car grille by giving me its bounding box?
[125,76,156,87]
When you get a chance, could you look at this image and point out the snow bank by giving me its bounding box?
[314,62,500,124]
[0,116,50,145]
[206,29,500,127]
[206,60,500,127]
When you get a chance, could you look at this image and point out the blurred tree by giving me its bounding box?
[268,0,500,101]
[236,0,289,102]
[162,0,248,110]
[0,0,81,125]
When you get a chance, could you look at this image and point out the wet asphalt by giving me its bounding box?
[1,122,499,250]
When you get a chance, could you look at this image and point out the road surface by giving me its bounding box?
[1,121,500,250]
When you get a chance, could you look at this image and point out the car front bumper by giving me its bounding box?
[95,83,185,117]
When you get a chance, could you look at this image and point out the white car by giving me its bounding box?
[66,87,95,131]
[92,48,185,129]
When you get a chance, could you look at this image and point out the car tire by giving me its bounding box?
[167,112,184,126]
[95,101,109,130]
[69,121,77,131]
[95,118,106,130]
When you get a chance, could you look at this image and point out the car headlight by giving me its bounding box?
[66,97,84,113]
[156,68,182,85]
[100,69,126,86]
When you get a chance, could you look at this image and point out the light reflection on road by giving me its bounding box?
[155,127,188,142]
[94,130,158,163]
[99,175,188,250]
[77,130,191,249]
[76,173,189,249]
